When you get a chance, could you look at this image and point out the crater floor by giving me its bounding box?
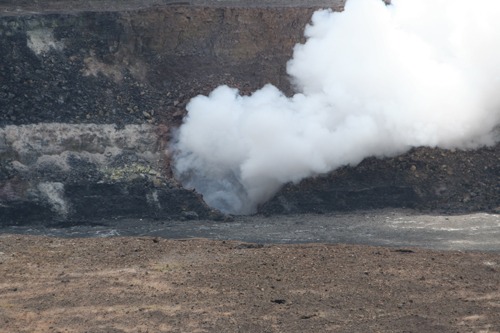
[1,226,500,333]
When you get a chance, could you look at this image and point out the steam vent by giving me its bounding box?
[1,0,499,224]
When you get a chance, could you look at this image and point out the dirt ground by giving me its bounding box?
[1,234,499,332]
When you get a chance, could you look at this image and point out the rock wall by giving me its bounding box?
[0,2,330,223]
[0,1,498,224]
[261,145,500,215]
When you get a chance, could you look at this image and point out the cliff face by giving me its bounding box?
[0,1,498,224]
[0,3,326,223]
[0,5,321,127]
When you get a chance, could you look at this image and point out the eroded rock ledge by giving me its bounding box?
[0,1,498,224]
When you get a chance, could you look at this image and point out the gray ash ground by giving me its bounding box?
[3,209,500,251]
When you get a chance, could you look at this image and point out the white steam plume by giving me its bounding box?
[173,0,500,214]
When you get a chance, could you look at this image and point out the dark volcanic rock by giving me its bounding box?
[260,145,500,215]
[0,5,323,127]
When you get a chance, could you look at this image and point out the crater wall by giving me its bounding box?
[0,0,498,224]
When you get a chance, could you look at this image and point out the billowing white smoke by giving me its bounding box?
[173,0,500,214]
